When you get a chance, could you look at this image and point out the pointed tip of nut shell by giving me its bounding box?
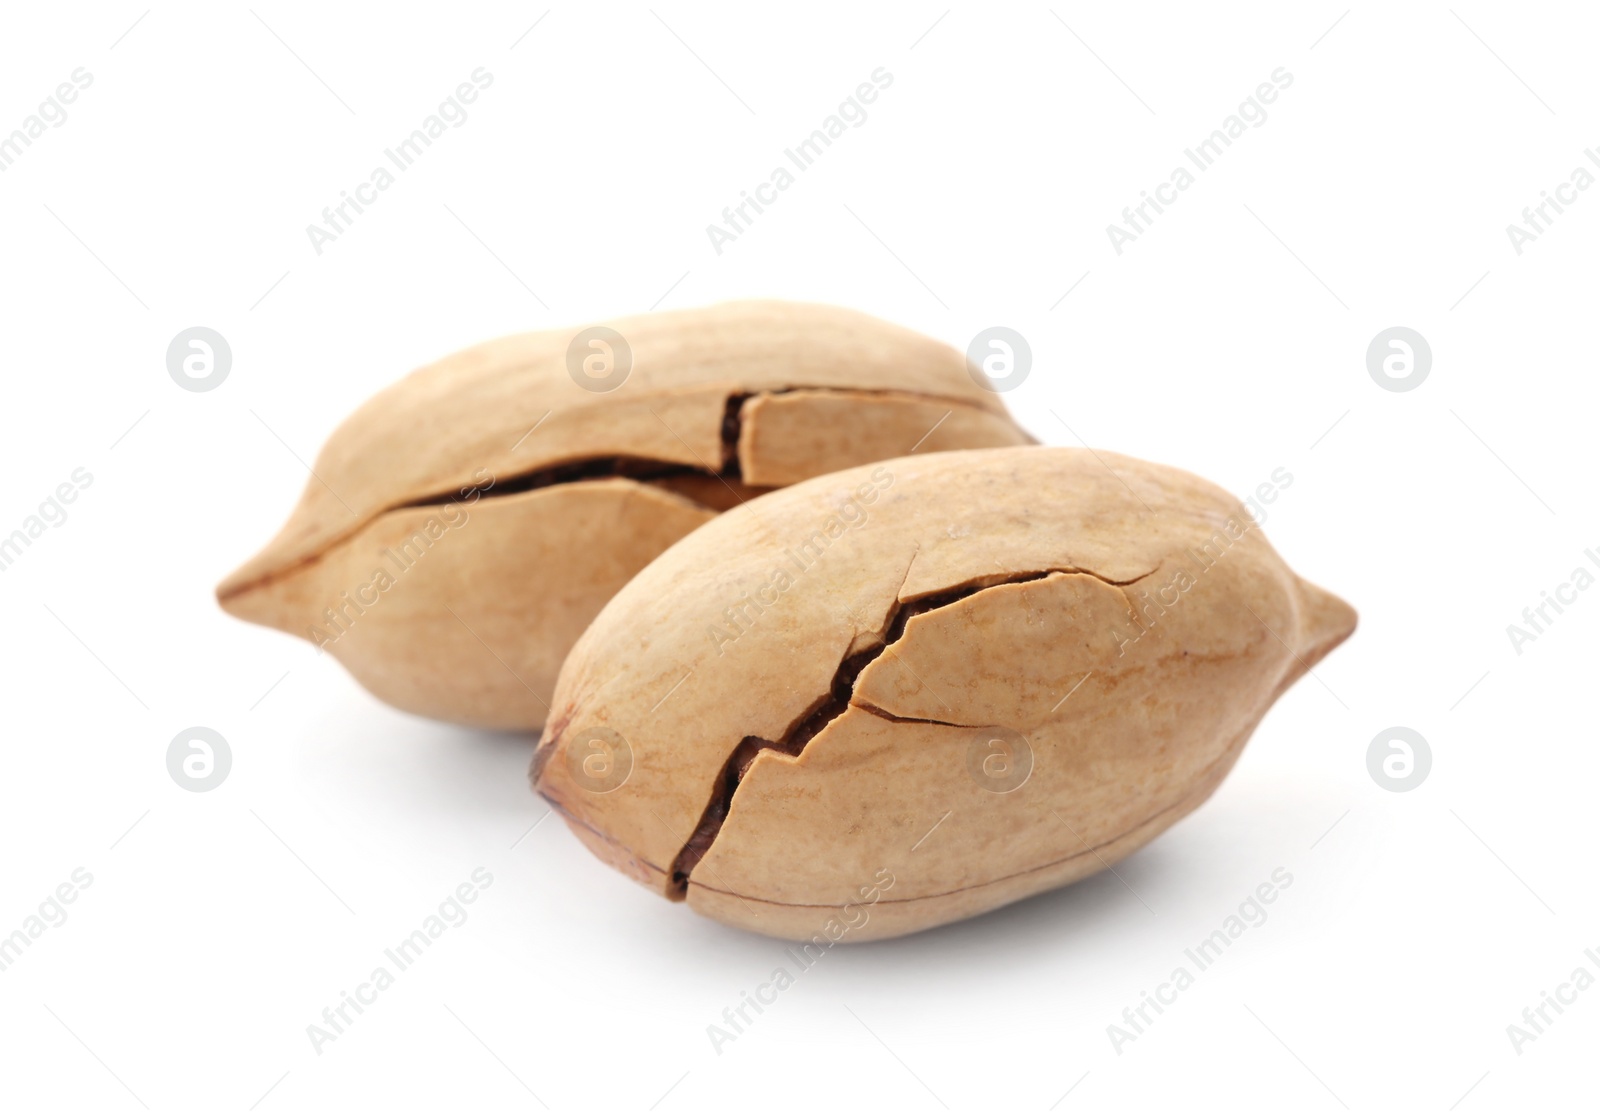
[215,536,311,629]
[1290,576,1358,671]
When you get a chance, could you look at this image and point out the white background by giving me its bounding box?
[0,2,1594,1116]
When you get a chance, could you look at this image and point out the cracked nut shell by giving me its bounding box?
[531,446,1356,941]
[215,302,1030,728]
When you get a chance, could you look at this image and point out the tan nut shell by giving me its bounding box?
[216,302,1030,728]
[531,446,1356,941]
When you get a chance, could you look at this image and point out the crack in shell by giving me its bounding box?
[663,565,1157,899]
[219,386,1015,602]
